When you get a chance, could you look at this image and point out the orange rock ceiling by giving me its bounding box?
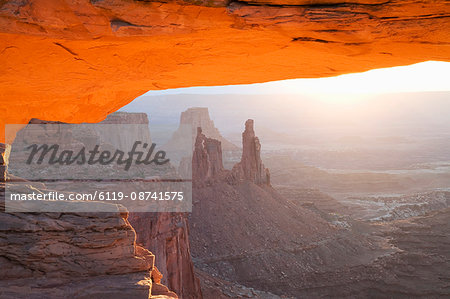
[1,0,449,142]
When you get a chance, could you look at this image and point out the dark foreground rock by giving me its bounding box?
[0,183,178,299]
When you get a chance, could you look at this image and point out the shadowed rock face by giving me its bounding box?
[232,119,270,185]
[1,0,449,141]
[0,116,183,298]
[0,190,178,298]
[193,127,225,184]
[128,212,203,299]
[192,119,270,186]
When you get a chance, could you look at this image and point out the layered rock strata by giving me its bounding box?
[0,194,178,298]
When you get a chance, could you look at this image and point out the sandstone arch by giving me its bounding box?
[1,0,449,141]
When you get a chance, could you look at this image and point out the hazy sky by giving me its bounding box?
[136,61,450,99]
[121,61,450,136]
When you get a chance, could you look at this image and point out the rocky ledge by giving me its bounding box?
[0,181,178,298]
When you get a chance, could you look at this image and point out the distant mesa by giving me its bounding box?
[100,111,149,125]
[166,107,238,152]
[98,111,152,151]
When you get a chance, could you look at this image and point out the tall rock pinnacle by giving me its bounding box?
[234,119,270,185]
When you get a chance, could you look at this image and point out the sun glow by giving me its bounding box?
[277,61,450,96]
[143,61,450,100]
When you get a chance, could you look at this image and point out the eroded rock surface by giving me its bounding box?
[0,192,177,298]
[232,119,270,185]
[128,212,203,299]
[192,127,226,185]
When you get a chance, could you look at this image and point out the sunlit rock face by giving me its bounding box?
[1,0,449,141]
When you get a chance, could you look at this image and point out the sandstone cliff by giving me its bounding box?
[0,181,177,298]
[1,113,187,298]
[128,212,203,299]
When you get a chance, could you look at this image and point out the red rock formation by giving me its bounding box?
[187,119,398,298]
[192,127,225,185]
[191,119,269,185]
[0,191,178,298]
[1,0,449,142]
[128,212,203,299]
[0,143,9,182]
[232,119,270,185]
[1,116,186,298]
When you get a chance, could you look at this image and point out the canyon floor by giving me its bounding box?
[190,181,450,298]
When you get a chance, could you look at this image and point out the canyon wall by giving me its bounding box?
[128,212,203,299]
[1,0,449,142]
[0,188,177,298]
[1,116,188,298]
